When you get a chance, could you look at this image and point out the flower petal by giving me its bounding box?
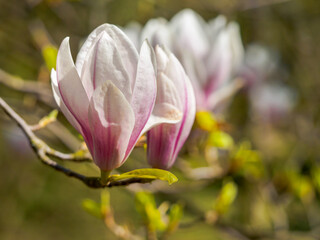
[164,53,196,162]
[207,15,227,42]
[56,37,90,134]
[76,24,139,89]
[125,40,157,157]
[170,9,209,59]
[84,31,133,101]
[228,22,244,73]
[147,124,179,169]
[147,46,196,169]
[204,29,233,97]
[178,52,207,109]
[51,69,82,134]
[140,18,172,49]
[88,81,135,171]
[75,25,107,73]
[123,22,142,49]
[143,72,182,132]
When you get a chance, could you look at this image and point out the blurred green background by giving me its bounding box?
[1,0,320,239]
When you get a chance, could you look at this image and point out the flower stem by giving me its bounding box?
[100,170,111,185]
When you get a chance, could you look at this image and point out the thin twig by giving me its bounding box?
[104,207,142,240]
[0,98,91,162]
[0,97,155,188]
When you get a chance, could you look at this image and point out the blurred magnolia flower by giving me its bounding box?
[250,83,295,122]
[239,44,294,123]
[122,22,142,49]
[125,9,244,111]
[147,46,196,169]
[51,24,185,174]
[239,44,279,88]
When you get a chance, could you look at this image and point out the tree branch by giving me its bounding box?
[0,97,154,188]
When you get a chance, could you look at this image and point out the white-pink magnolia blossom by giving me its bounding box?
[125,9,244,111]
[51,24,184,173]
[147,46,196,169]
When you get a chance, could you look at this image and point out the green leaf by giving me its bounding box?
[213,180,238,215]
[135,192,166,231]
[82,199,103,219]
[207,130,234,149]
[38,109,58,128]
[311,166,320,193]
[135,192,157,214]
[288,170,314,201]
[109,168,178,185]
[42,44,58,70]
[167,203,183,233]
[231,142,264,178]
[195,111,217,131]
[145,204,167,231]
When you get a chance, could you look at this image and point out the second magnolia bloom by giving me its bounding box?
[51,23,195,172]
[147,46,196,169]
[125,9,244,111]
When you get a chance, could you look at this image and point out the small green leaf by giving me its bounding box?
[109,168,178,185]
[196,111,217,131]
[167,203,183,233]
[38,109,58,128]
[207,130,234,149]
[72,149,91,159]
[82,199,103,219]
[288,170,314,201]
[213,180,238,215]
[48,109,59,119]
[145,204,167,231]
[311,166,320,193]
[231,142,264,178]
[135,192,166,231]
[42,44,58,70]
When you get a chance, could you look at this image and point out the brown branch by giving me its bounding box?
[0,99,91,162]
[0,97,155,188]
[0,69,55,107]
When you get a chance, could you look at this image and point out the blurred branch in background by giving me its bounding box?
[0,69,54,106]
[0,67,83,150]
[240,0,293,11]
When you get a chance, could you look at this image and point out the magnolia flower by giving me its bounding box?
[249,83,295,123]
[239,44,279,88]
[239,45,294,123]
[51,24,181,175]
[122,22,142,50]
[147,46,196,169]
[125,9,244,111]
